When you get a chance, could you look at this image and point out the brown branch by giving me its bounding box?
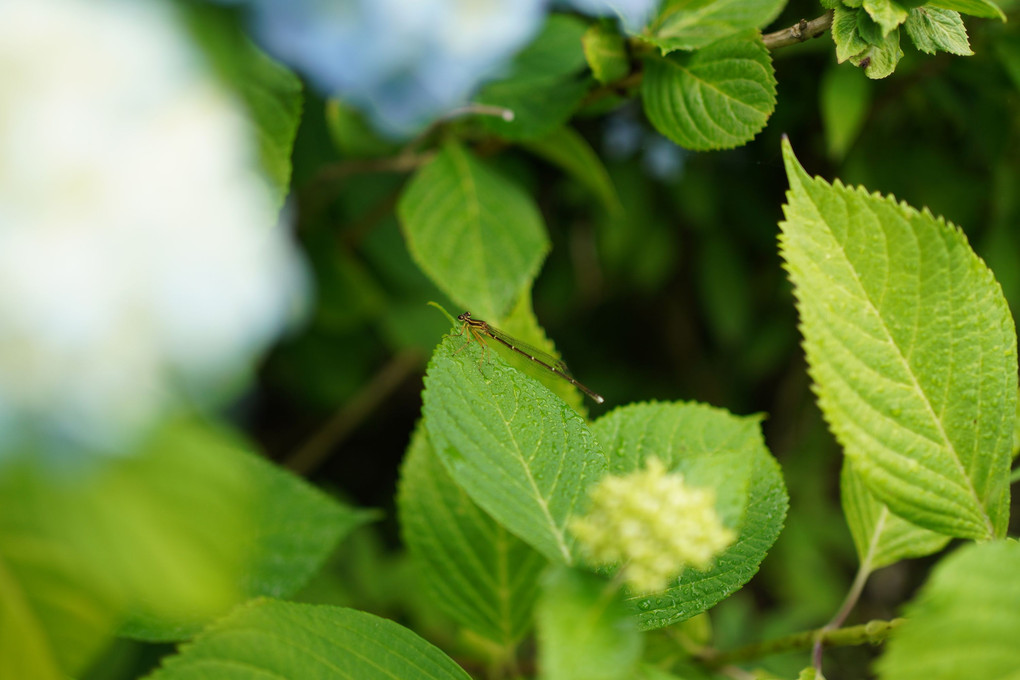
[283,349,424,476]
[762,10,834,50]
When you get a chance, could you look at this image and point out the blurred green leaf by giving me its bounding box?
[645,0,786,53]
[696,235,752,346]
[234,43,303,208]
[476,14,591,140]
[0,417,366,680]
[591,402,787,630]
[397,424,545,647]
[642,32,776,151]
[598,162,677,292]
[840,460,950,571]
[521,126,623,215]
[398,142,549,320]
[0,504,113,680]
[0,422,250,676]
[148,598,472,680]
[512,14,590,79]
[476,77,590,141]
[995,35,1020,91]
[904,8,973,55]
[182,5,303,208]
[325,99,399,158]
[422,334,607,564]
[779,139,1016,540]
[537,567,642,680]
[583,21,631,84]
[119,422,368,640]
[876,540,1020,680]
[820,64,871,161]
[928,0,1005,19]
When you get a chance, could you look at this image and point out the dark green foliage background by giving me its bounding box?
[84,1,1020,678]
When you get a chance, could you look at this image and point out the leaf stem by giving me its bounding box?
[813,559,873,670]
[762,11,834,50]
[698,617,903,668]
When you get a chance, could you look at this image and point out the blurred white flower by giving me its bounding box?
[570,458,736,594]
[0,0,306,459]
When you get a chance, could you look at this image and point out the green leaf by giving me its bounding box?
[590,402,787,629]
[876,540,1020,680]
[475,76,590,141]
[537,567,643,680]
[779,139,1017,541]
[1014,387,1020,457]
[638,663,717,680]
[927,0,1005,20]
[520,126,623,215]
[833,6,873,63]
[851,28,903,79]
[495,295,590,413]
[0,424,248,675]
[0,514,113,680]
[857,9,886,45]
[397,424,545,646]
[476,14,591,140]
[148,598,473,680]
[645,0,787,53]
[863,0,909,35]
[841,460,950,571]
[820,64,871,161]
[122,424,368,641]
[583,21,631,84]
[422,334,608,564]
[641,32,776,151]
[236,46,303,208]
[325,99,399,158]
[398,142,550,320]
[0,419,363,678]
[511,14,590,79]
[904,8,973,55]
[182,6,303,209]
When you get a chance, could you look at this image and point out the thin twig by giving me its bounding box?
[762,11,834,50]
[283,349,423,476]
[813,559,873,670]
[698,618,904,668]
[313,150,437,187]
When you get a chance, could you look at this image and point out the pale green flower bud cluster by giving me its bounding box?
[570,458,736,594]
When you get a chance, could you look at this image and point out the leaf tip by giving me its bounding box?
[781,137,811,195]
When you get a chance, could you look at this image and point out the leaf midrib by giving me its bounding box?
[493,394,573,564]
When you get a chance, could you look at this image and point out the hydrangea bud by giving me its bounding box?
[570,458,736,593]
